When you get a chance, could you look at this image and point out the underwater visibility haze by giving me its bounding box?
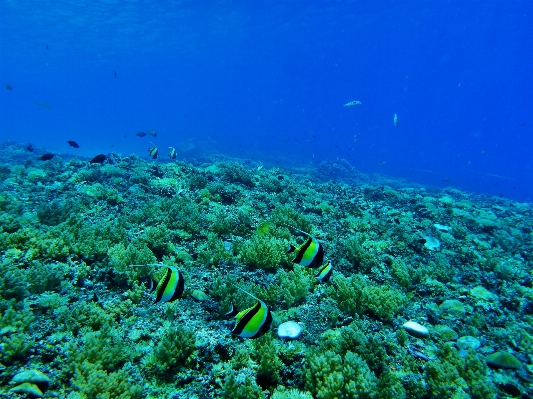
[1,1,532,200]
[1,1,533,398]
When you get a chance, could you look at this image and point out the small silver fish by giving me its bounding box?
[394,113,399,127]
[408,345,435,361]
[344,100,361,107]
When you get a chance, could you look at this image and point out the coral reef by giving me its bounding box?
[0,140,532,398]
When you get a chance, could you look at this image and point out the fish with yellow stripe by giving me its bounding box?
[148,142,158,159]
[314,259,333,283]
[225,286,272,339]
[286,226,325,268]
[132,264,185,303]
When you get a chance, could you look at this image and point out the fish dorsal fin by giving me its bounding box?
[131,264,179,279]
[131,263,165,268]
[231,284,264,304]
[131,263,177,270]
[284,224,315,239]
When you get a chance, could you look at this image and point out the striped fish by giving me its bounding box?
[227,286,272,339]
[148,142,158,159]
[168,147,177,160]
[286,227,324,268]
[133,264,185,303]
[314,259,333,283]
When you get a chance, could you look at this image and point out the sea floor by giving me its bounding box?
[0,140,532,398]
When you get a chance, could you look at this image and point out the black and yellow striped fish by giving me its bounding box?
[133,264,185,303]
[286,227,324,268]
[148,143,158,159]
[226,286,272,339]
[314,259,333,283]
[168,147,177,160]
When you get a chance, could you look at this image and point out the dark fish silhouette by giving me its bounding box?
[67,140,80,148]
[39,153,55,161]
[6,84,13,90]
[90,154,107,164]
[27,144,34,152]
[136,132,147,137]
[46,44,48,50]
[34,102,52,109]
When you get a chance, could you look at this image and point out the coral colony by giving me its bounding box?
[0,140,531,398]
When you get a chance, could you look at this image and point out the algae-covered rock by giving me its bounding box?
[9,382,44,398]
[433,325,458,341]
[438,299,465,319]
[456,336,481,351]
[11,369,50,394]
[470,286,498,302]
[486,351,522,370]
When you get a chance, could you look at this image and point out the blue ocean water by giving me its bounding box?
[1,1,532,200]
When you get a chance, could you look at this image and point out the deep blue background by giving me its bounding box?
[1,1,532,200]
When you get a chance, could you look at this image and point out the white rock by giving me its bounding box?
[423,236,440,250]
[277,321,302,340]
[402,321,430,338]
[434,223,452,232]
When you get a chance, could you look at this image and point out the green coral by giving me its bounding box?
[64,324,131,373]
[390,257,411,289]
[319,322,387,372]
[239,234,287,269]
[196,232,233,266]
[0,258,28,302]
[305,349,377,399]
[342,234,376,273]
[0,331,34,362]
[143,325,196,379]
[274,265,312,308]
[425,343,496,399]
[221,371,265,399]
[271,387,313,399]
[376,370,406,399]
[270,206,312,232]
[328,273,407,320]
[54,300,115,335]
[107,242,157,284]
[253,334,282,386]
[143,225,173,257]
[26,261,69,294]
[70,361,142,399]
[218,162,254,186]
